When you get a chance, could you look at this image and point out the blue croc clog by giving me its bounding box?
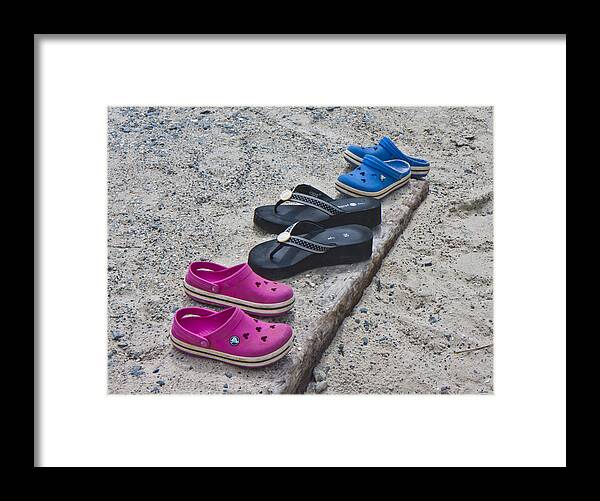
[343,136,430,178]
[335,154,411,199]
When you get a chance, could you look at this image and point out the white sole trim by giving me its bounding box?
[170,333,295,367]
[334,175,410,199]
[343,150,362,166]
[184,281,295,315]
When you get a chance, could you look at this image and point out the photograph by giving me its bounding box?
[107,106,493,395]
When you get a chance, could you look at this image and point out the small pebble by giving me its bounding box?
[111,330,124,341]
[315,381,328,394]
[313,368,327,383]
[130,365,144,377]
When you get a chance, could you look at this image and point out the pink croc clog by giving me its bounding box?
[170,306,295,367]
[184,261,294,316]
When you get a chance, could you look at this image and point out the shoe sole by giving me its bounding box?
[343,149,429,179]
[184,281,295,316]
[334,174,410,200]
[409,166,430,178]
[248,230,373,281]
[170,331,295,368]
[343,150,363,166]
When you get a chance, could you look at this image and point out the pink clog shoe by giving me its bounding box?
[184,261,294,316]
[170,306,295,367]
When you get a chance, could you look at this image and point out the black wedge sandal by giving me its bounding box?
[248,220,373,280]
[253,184,381,234]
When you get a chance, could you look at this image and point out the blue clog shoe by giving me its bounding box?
[343,136,430,178]
[335,154,411,199]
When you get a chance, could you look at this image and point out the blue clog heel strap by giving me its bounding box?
[362,155,409,180]
[379,136,430,166]
[379,136,404,158]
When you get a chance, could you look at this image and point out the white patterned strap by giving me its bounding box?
[269,221,336,259]
[274,184,344,216]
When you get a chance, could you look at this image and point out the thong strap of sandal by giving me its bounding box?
[274,184,345,217]
[269,221,336,259]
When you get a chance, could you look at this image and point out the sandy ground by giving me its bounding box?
[107,106,492,394]
[307,109,494,394]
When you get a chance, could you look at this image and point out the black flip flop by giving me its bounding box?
[254,184,381,234]
[248,221,373,280]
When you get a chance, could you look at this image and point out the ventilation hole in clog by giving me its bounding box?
[361,179,366,183]
[271,287,277,292]
[253,318,258,323]
[263,281,268,284]
[269,325,276,329]
[256,326,262,332]
[261,336,268,342]
[255,282,261,287]
[243,333,250,340]
[360,172,365,176]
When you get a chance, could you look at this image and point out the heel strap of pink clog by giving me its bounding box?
[187,261,228,291]
[187,261,253,293]
[189,261,228,273]
[173,307,213,347]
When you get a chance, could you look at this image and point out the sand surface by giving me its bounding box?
[308,109,493,394]
[107,106,492,394]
